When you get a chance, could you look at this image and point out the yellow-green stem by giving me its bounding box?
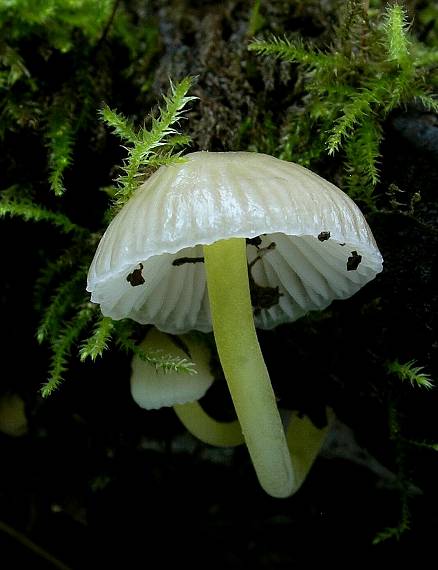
[204,238,295,498]
[286,409,333,492]
[173,401,244,447]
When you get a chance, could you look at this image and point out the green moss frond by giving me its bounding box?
[138,75,196,155]
[249,4,437,208]
[247,0,264,38]
[414,94,438,114]
[344,120,382,205]
[144,152,186,168]
[404,438,438,453]
[372,402,413,545]
[100,104,138,144]
[0,0,114,49]
[41,303,96,398]
[381,70,415,114]
[79,315,114,362]
[352,120,381,185]
[161,133,193,151]
[36,268,87,344]
[0,43,30,87]
[46,102,75,196]
[382,4,411,66]
[387,359,434,390]
[110,8,157,60]
[373,501,411,544]
[115,322,197,376]
[101,76,197,212]
[249,35,344,70]
[413,44,438,68]
[278,108,325,168]
[34,254,76,312]
[326,88,378,154]
[0,186,85,233]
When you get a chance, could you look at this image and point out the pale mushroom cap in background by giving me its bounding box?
[87,152,383,333]
[131,329,214,410]
[0,393,28,437]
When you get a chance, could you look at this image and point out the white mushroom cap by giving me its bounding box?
[131,328,214,410]
[87,151,383,333]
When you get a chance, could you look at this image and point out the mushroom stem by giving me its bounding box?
[204,238,295,498]
[285,409,333,492]
[173,401,244,447]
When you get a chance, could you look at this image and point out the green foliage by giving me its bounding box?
[46,99,75,196]
[373,403,412,545]
[115,322,197,376]
[326,88,378,155]
[249,2,438,208]
[100,76,197,212]
[248,34,344,69]
[0,43,31,88]
[387,359,434,390]
[344,121,382,203]
[373,501,411,544]
[0,0,155,192]
[14,75,197,396]
[417,3,438,47]
[79,315,115,362]
[0,0,115,50]
[404,438,438,453]
[100,106,137,145]
[0,186,85,233]
[247,0,265,38]
[382,4,410,63]
[36,268,87,344]
[0,2,200,395]
[42,303,96,397]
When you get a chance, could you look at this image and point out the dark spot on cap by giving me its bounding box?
[339,243,346,246]
[127,263,145,286]
[246,236,263,248]
[250,282,283,316]
[318,231,330,242]
[172,256,205,266]
[347,251,362,271]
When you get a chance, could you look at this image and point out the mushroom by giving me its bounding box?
[87,151,383,498]
[131,327,243,447]
[131,327,330,486]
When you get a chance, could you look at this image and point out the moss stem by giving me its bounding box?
[204,237,295,498]
[173,401,244,447]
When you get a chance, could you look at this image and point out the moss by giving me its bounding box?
[249,2,438,208]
